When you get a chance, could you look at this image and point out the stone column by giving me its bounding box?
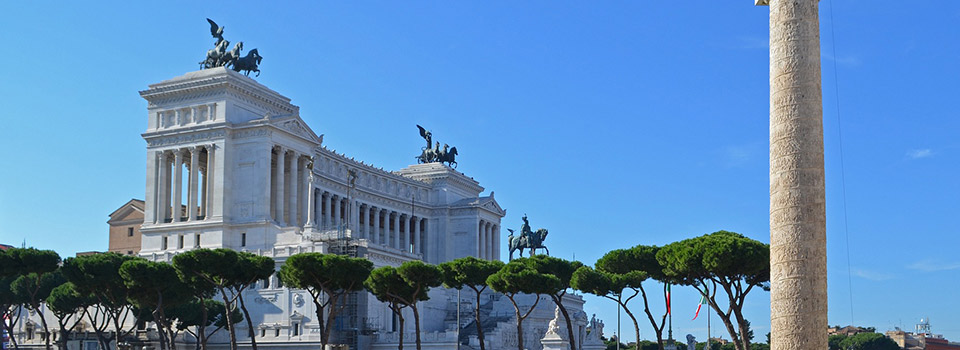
[351,200,359,236]
[306,179,316,229]
[762,1,827,350]
[172,149,184,222]
[324,192,332,229]
[413,217,421,255]
[188,146,200,221]
[400,215,409,252]
[205,144,215,220]
[156,151,168,223]
[332,195,341,229]
[360,205,368,239]
[485,223,492,260]
[391,212,400,249]
[276,147,286,226]
[493,224,500,260]
[289,154,299,227]
[477,220,484,258]
[371,208,380,244]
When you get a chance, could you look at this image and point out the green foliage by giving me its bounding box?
[119,259,191,310]
[438,256,503,291]
[62,252,140,308]
[837,333,899,350]
[46,282,92,316]
[486,260,561,296]
[597,245,665,281]
[365,266,413,305]
[829,334,846,350]
[279,253,372,294]
[396,260,442,300]
[172,248,239,289]
[11,270,65,308]
[571,266,646,297]
[0,275,20,305]
[169,299,242,330]
[3,248,61,276]
[524,255,582,288]
[233,252,275,289]
[656,231,769,287]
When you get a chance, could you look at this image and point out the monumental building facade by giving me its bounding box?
[129,67,603,350]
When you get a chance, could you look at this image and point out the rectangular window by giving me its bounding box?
[241,233,246,247]
[275,274,283,288]
[127,227,134,237]
[261,329,266,338]
[292,323,299,336]
[127,250,133,255]
[162,236,168,250]
[195,234,201,247]
[275,329,280,337]
[178,235,184,249]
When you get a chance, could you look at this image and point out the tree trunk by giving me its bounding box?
[35,306,52,350]
[198,298,208,350]
[313,295,327,348]
[619,305,642,350]
[397,306,405,350]
[412,304,422,350]
[473,288,486,350]
[551,295,577,350]
[637,285,666,350]
[507,297,524,350]
[237,294,258,350]
[219,290,238,350]
[734,308,751,350]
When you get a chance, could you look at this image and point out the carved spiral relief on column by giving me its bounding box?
[768,1,827,350]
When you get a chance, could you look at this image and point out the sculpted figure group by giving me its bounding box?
[507,214,549,260]
[200,18,263,77]
[415,125,458,168]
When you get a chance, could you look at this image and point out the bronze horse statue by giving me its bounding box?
[438,144,458,168]
[508,228,549,260]
[232,48,262,77]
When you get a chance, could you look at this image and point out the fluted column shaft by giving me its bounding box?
[289,154,299,227]
[371,208,380,244]
[205,144,215,220]
[413,218,421,255]
[391,212,400,249]
[324,193,332,229]
[188,147,200,221]
[172,150,184,222]
[767,1,827,350]
[400,215,409,252]
[156,152,169,223]
[276,148,286,226]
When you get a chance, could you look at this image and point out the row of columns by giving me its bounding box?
[270,146,311,227]
[307,190,427,255]
[154,145,214,223]
[478,220,499,260]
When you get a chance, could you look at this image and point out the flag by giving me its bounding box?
[666,284,671,314]
[693,292,708,320]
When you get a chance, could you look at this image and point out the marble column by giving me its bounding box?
[351,200,359,235]
[276,147,286,226]
[324,192,332,229]
[172,149,184,222]
[371,208,380,244]
[205,144,214,220]
[360,205,368,239]
[391,212,400,249]
[478,220,485,258]
[413,217,421,255]
[332,195,341,229]
[400,215,409,252]
[494,225,500,260]
[289,154,299,227]
[763,1,827,350]
[156,151,168,223]
[188,146,200,221]
[306,180,316,229]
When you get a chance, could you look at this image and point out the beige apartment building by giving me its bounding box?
[107,199,144,255]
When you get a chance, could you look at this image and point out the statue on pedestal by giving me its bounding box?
[507,214,549,260]
[199,18,263,76]
[415,125,458,168]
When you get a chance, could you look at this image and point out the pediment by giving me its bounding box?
[481,197,506,216]
[275,117,321,144]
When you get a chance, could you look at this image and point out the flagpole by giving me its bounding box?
[707,302,711,350]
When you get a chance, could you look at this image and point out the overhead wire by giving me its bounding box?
[826,0,856,326]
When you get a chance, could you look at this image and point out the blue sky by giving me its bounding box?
[2,0,959,344]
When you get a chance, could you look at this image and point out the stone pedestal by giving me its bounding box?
[541,332,569,350]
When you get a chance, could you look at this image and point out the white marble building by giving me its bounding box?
[9,67,604,350]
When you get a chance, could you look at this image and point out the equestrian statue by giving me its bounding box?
[199,18,263,76]
[415,125,458,168]
[507,214,549,260]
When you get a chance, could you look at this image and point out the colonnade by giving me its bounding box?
[478,220,499,260]
[307,189,427,255]
[154,145,214,223]
[270,146,311,227]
